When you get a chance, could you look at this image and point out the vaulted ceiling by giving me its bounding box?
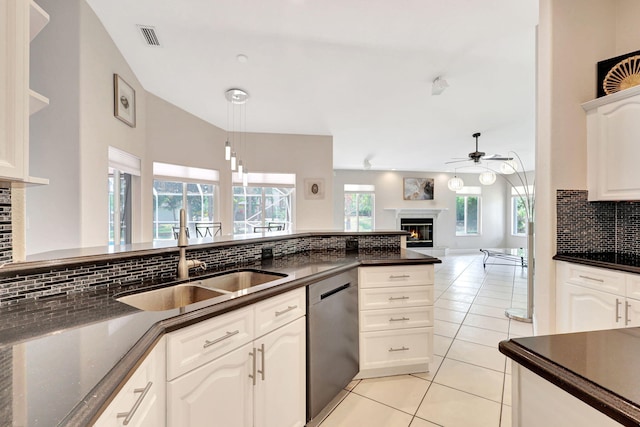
[87,0,538,172]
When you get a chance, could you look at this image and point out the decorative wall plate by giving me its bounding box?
[603,55,640,95]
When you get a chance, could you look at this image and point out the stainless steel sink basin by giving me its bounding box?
[192,270,286,293]
[117,284,224,311]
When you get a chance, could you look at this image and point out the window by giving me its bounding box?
[456,186,481,236]
[152,163,219,241]
[108,147,140,246]
[511,185,534,236]
[232,172,295,234]
[344,184,375,232]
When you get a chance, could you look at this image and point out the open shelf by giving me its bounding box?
[29,89,49,115]
[29,0,49,41]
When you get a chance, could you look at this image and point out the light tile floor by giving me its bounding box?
[317,253,534,427]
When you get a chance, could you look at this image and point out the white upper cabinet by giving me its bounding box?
[0,0,48,184]
[583,86,640,201]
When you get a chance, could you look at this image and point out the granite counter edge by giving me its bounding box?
[553,254,640,275]
[499,339,640,427]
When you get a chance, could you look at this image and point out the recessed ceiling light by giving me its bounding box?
[236,54,248,63]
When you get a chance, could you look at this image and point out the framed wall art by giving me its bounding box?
[403,177,434,200]
[304,178,325,200]
[597,49,640,98]
[114,74,136,127]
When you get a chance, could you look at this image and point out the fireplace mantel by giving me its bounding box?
[384,208,449,219]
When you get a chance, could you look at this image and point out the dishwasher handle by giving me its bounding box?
[320,283,351,300]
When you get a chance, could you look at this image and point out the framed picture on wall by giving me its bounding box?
[403,177,434,200]
[114,74,136,127]
[304,178,325,200]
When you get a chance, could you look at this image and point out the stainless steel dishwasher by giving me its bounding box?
[307,268,359,423]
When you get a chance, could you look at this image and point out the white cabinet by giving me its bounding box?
[93,337,166,427]
[583,85,640,201]
[556,261,640,333]
[0,0,48,183]
[357,264,434,378]
[167,288,306,427]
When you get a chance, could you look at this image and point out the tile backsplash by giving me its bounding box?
[0,234,401,306]
[557,189,640,255]
[0,188,10,265]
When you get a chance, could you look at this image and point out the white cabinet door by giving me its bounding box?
[585,88,640,200]
[557,283,622,333]
[167,342,254,427]
[254,317,306,427]
[93,339,166,427]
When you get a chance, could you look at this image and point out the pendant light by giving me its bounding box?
[479,170,496,185]
[243,167,249,187]
[447,173,464,191]
[500,159,518,175]
[224,88,249,173]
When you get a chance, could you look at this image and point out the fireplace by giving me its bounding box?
[400,218,433,248]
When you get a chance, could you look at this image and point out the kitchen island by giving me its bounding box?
[499,328,640,426]
[0,231,439,426]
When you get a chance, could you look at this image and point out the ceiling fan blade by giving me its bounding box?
[483,154,513,161]
[445,159,472,164]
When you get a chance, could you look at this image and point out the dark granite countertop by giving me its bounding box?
[0,249,439,427]
[554,252,640,275]
[499,329,640,426]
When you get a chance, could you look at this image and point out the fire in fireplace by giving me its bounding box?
[400,218,434,248]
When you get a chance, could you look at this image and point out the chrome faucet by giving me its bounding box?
[177,208,206,279]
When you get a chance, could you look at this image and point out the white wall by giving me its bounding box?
[535,0,640,334]
[146,94,334,238]
[26,1,333,255]
[333,169,524,250]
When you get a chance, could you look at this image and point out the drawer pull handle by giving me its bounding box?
[257,343,265,381]
[389,317,410,322]
[116,381,152,425]
[389,296,410,301]
[204,330,240,348]
[275,305,297,316]
[578,275,604,283]
[389,275,411,279]
[389,346,410,352]
[249,349,257,386]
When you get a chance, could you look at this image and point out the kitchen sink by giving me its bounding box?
[116,284,224,311]
[192,269,287,293]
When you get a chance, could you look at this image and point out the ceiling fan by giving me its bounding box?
[446,132,513,164]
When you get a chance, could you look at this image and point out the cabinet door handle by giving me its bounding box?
[388,346,410,352]
[389,317,410,322]
[389,274,411,279]
[626,302,632,326]
[275,305,297,317]
[389,296,410,301]
[578,275,604,283]
[116,381,152,425]
[257,343,265,381]
[249,348,257,386]
[616,299,622,322]
[204,330,240,348]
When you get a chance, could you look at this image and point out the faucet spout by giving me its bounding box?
[176,208,205,279]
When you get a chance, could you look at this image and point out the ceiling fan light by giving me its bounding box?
[447,176,464,191]
[500,159,518,175]
[479,171,496,185]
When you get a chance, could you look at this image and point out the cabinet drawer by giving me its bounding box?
[359,265,433,288]
[557,262,625,295]
[94,338,166,427]
[254,288,305,338]
[360,306,433,332]
[166,306,254,380]
[626,274,640,300]
[360,327,433,370]
[360,285,433,310]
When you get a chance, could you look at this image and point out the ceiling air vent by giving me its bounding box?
[137,25,161,47]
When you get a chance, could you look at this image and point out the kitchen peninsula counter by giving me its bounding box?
[0,248,440,426]
[499,328,640,426]
[553,252,640,275]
